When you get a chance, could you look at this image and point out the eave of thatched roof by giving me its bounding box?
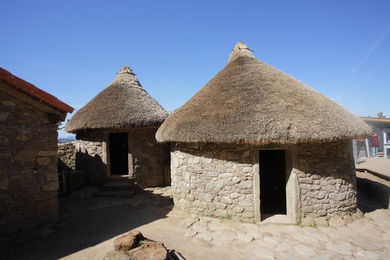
[65,66,169,133]
[156,42,371,145]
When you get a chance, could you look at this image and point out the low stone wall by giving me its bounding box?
[0,90,59,244]
[295,140,357,219]
[58,142,76,170]
[171,143,257,221]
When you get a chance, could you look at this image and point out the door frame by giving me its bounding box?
[104,130,132,178]
[253,149,299,222]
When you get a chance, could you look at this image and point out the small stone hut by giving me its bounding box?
[65,66,170,187]
[0,68,73,244]
[156,42,371,222]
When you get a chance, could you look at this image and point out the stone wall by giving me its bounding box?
[0,90,59,244]
[58,142,76,170]
[294,140,357,219]
[171,143,257,222]
[171,141,357,222]
[132,128,170,187]
[75,129,170,187]
[75,131,106,185]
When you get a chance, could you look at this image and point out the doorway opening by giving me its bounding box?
[109,133,128,175]
[259,150,286,220]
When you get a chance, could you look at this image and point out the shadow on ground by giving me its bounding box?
[357,177,390,213]
[3,189,173,260]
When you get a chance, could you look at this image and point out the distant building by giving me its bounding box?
[65,66,170,187]
[156,42,371,222]
[354,116,390,158]
[0,68,73,244]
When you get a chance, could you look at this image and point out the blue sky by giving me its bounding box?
[1,0,389,138]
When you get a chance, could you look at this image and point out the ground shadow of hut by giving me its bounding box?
[65,66,170,188]
[156,42,372,223]
[3,190,173,260]
[357,177,390,212]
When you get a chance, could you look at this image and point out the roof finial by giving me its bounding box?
[228,41,255,63]
[113,65,142,88]
[118,66,134,75]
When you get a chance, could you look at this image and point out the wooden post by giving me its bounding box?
[365,138,370,157]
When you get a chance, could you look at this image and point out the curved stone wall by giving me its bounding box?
[171,144,257,221]
[171,141,357,222]
[295,140,357,219]
[75,129,170,187]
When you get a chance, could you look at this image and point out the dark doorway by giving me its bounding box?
[109,133,129,175]
[259,150,286,220]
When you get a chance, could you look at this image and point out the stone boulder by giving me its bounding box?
[114,230,145,252]
[127,241,168,260]
[105,230,185,260]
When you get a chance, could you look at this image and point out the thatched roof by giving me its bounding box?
[156,42,371,145]
[65,66,169,133]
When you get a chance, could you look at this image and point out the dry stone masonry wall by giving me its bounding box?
[75,129,169,187]
[75,131,105,185]
[0,90,59,244]
[132,128,170,187]
[171,143,257,222]
[58,142,76,170]
[295,140,357,219]
[171,141,357,222]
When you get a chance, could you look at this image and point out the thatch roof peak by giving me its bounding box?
[65,66,169,133]
[118,65,134,75]
[112,65,142,89]
[228,41,255,63]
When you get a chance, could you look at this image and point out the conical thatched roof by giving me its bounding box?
[156,42,371,145]
[65,66,169,133]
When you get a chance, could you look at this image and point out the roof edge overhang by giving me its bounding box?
[68,124,162,134]
[0,68,74,119]
[156,134,371,147]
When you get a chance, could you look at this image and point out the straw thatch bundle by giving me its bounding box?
[65,66,168,133]
[156,42,371,145]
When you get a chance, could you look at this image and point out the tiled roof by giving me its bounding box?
[0,67,74,113]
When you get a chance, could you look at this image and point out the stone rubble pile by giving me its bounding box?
[104,230,185,260]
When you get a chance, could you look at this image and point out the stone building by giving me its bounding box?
[0,68,73,244]
[156,42,371,222]
[65,66,170,187]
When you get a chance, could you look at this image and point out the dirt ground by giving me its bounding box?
[3,172,390,260]
[4,188,243,260]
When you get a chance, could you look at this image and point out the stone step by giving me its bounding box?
[101,178,137,192]
[95,190,135,198]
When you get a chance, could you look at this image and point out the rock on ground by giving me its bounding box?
[127,242,168,260]
[114,230,145,252]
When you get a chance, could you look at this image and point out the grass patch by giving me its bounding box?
[221,215,232,220]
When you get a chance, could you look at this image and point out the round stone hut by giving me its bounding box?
[65,66,170,187]
[156,42,371,222]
